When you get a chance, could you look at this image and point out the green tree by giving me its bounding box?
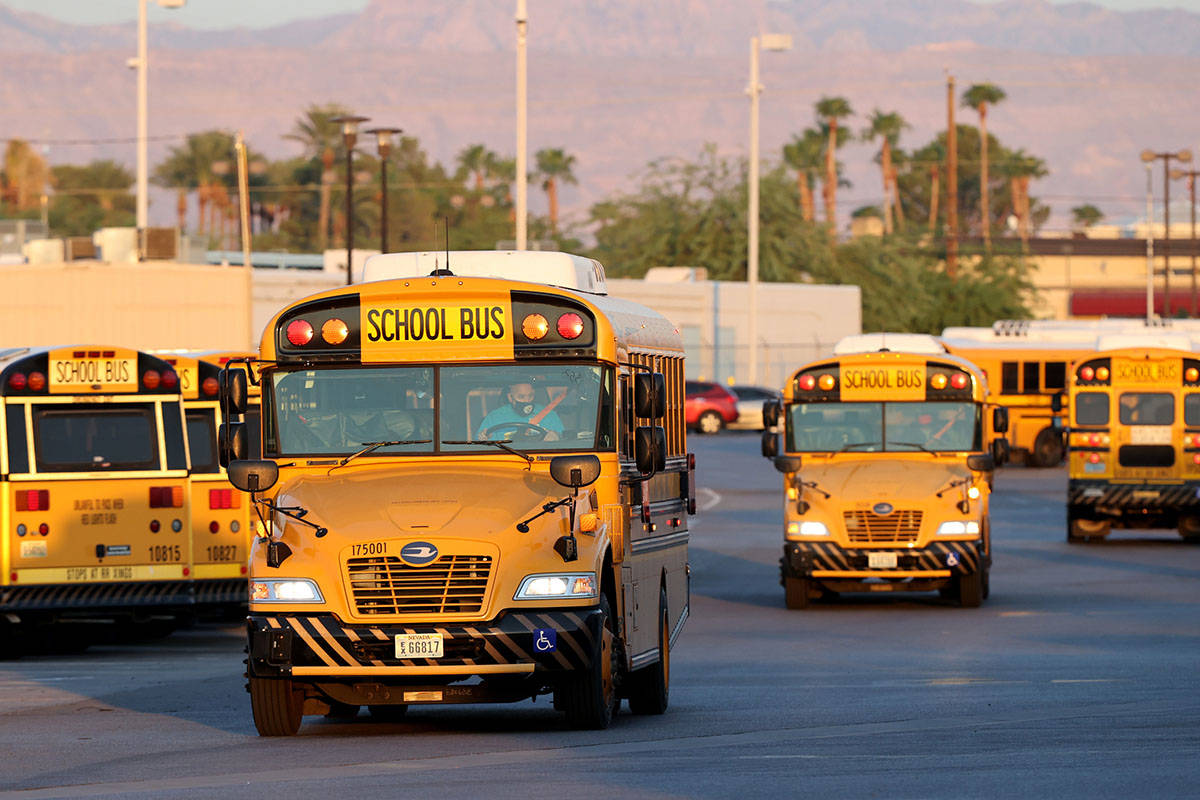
[283,104,354,249]
[861,110,909,234]
[152,130,245,239]
[781,129,824,222]
[961,83,1007,246]
[814,96,854,227]
[1071,203,1104,231]
[48,160,134,236]
[534,148,578,234]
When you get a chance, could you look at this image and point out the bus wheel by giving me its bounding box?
[1178,516,1200,543]
[1031,427,1064,467]
[367,704,408,721]
[627,587,669,715]
[1068,517,1109,543]
[249,676,303,736]
[697,411,723,435]
[558,595,618,729]
[956,568,985,608]
[784,575,811,609]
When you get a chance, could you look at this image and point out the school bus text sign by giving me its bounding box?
[360,298,514,362]
[1113,358,1179,385]
[840,365,925,401]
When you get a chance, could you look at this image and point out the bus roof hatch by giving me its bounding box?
[361,250,608,295]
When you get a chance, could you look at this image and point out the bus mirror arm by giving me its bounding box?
[515,491,580,563]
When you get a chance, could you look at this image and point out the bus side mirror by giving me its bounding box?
[227,459,278,493]
[773,455,802,474]
[967,453,995,473]
[217,422,246,468]
[1051,393,1064,413]
[762,399,782,429]
[991,438,1010,466]
[634,372,666,419]
[635,426,666,474]
[549,454,601,488]
[220,368,248,417]
[761,431,779,458]
[992,406,1009,434]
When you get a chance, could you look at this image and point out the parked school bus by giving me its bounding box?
[0,346,191,642]
[158,351,259,610]
[1067,337,1200,543]
[763,335,1008,608]
[219,251,692,736]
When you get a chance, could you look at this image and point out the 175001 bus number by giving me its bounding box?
[351,541,387,556]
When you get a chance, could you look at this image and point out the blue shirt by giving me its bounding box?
[477,404,564,438]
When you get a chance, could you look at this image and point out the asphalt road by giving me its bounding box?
[2,432,1198,798]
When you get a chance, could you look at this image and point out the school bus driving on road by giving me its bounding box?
[0,346,191,643]
[220,251,692,736]
[763,335,1008,609]
[1067,338,1200,543]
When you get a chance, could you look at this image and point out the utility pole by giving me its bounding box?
[515,0,528,251]
[945,73,958,279]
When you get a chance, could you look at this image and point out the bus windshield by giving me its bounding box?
[33,404,160,472]
[267,363,613,456]
[787,401,981,453]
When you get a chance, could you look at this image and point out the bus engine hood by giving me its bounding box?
[271,463,573,539]
[803,458,971,502]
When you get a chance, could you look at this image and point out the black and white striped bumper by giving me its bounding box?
[1069,480,1200,510]
[247,609,602,679]
[783,540,985,579]
[1,581,192,612]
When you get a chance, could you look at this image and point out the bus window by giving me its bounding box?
[33,405,158,472]
[1045,362,1067,391]
[162,401,189,471]
[1022,362,1040,394]
[1118,393,1174,426]
[186,409,219,474]
[885,401,980,452]
[787,403,882,452]
[6,405,28,474]
[1185,394,1200,427]
[1001,362,1019,394]
[1075,392,1109,426]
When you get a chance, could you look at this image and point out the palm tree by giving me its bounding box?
[534,148,578,234]
[781,129,824,222]
[456,144,493,191]
[961,83,1006,247]
[152,131,238,236]
[861,110,909,234]
[486,154,517,221]
[996,149,1047,249]
[814,96,854,228]
[285,104,353,250]
[2,139,50,212]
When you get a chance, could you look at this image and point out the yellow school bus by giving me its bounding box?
[941,326,1095,467]
[0,346,191,637]
[1067,340,1200,543]
[763,337,1007,608]
[158,351,259,610]
[220,250,692,736]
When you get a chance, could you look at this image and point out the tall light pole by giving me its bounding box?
[515,0,528,251]
[333,115,369,285]
[746,33,791,386]
[1142,148,1193,316]
[131,0,185,235]
[1145,162,1155,322]
[1171,166,1200,317]
[367,127,402,255]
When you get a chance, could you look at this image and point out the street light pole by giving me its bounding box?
[1142,148,1193,317]
[746,33,791,386]
[1146,162,1154,322]
[367,127,402,254]
[515,0,528,251]
[333,115,369,285]
[132,0,185,234]
[1170,166,1200,317]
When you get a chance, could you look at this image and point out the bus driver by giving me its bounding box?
[478,381,564,441]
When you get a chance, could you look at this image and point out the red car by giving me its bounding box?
[685,380,739,434]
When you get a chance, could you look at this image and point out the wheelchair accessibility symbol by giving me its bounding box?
[945,552,960,567]
[533,628,557,653]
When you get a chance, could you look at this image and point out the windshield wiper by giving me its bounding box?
[443,439,534,464]
[332,439,431,470]
[889,440,935,454]
[835,441,879,454]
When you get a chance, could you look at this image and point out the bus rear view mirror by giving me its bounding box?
[1050,393,1064,413]
[549,454,601,488]
[762,399,782,429]
[992,406,1009,434]
[966,453,995,473]
[991,438,1010,466]
[220,368,248,416]
[635,425,666,474]
[217,422,246,468]
[773,455,802,474]
[634,372,666,419]
[761,431,779,458]
[228,459,279,493]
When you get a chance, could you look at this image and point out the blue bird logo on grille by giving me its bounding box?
[872,502,894,516]
[400,541,438,566]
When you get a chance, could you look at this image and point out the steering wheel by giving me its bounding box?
[483,421,551,440]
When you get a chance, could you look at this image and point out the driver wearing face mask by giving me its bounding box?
[477,381,564,441]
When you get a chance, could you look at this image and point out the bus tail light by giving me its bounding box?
[15,489,50,511]
[1095,366,1110,381]
[1088,453,1102,464]
[150,486,184,508]
[160,370,178,390]
[209,521,220,533]
[150,520,161,533]
[209,488,239,509]
[1079,366,1094,381]
[1188,367,1200,383]
[202,376,220,397]
[522,313,549,341]
[798,374,816,391]
[321,318,349,345]
[1193,454,1200,465]
[556,313,584,339]
[286,319,314,346]
[27,372,46,391]
[930,373,948,390]
[950,372,969,390]
[818,374,836,391]
[142,370,161,390]
[7,373,26,391]
[38,523,48,536]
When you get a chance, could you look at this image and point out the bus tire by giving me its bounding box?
[697,411,724,435]
[1068,517,1109,543]
[367,704,408,721]
[1031,427,1065,467]
[784,575,811,609]
[558,595,618,729]
[249,676,303,737]
[956,568,985,608]
[627,587,669,715]
[1178,516,1200,543]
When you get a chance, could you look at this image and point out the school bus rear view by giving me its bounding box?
[220,251,691,736]
[0,347,191,641]
[763,339,1007,608]
[1067,343,1200,543]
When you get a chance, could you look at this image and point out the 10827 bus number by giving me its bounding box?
[206,545,239,562]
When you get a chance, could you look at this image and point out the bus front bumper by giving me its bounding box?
[1069,480,1200,511]
[782,540,986,581]
[246,609,602,681]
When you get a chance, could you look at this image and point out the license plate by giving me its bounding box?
[394,633,443,659]
[868,552,898,568]
[1130,426,1172,445]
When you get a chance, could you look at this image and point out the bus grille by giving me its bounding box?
[345,555,491,615]
[843,509,923,544]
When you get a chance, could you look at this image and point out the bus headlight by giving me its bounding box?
[249,578,324,602]
[787,521,830,536]
[936,521,981,536]
[967,486,981,499]
[514,573,596,600]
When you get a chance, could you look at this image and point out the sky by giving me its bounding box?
[2,0,1199,29]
